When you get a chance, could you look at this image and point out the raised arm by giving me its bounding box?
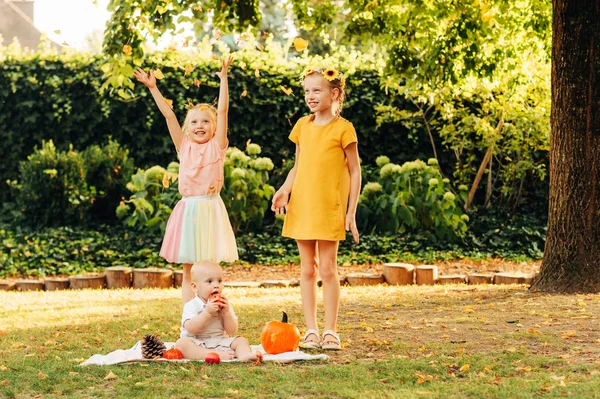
[344,142,361,243]
[271,144,300,215]
[214,56,233,150]
[134,68,184,151]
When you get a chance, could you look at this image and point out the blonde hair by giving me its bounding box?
[304,70,346,117]
[182,103,217,136]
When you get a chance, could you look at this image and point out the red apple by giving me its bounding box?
[204,352,220,364]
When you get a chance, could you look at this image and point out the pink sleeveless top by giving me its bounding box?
[177,136,227,197]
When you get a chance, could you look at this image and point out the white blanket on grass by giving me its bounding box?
[80,341,328,366]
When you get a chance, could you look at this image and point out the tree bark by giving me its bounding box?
[531,0,600,292]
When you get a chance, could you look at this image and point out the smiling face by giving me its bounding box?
[185,108,216,144]
[302,73,339,116]
[190,261,224,301]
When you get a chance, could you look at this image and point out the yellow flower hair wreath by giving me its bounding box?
[300,67,346,87]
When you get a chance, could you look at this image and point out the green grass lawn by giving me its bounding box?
[1,284,600,398]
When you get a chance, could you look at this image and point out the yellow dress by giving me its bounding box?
[282,115,358,241]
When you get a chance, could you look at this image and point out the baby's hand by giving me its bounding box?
[204,298,221,315]
[133,68,157,89]
[218,295,230,314]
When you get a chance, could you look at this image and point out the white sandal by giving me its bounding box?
[321,330,341,350]
[299,329,321,349]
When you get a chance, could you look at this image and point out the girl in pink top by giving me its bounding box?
[134,57,238,304]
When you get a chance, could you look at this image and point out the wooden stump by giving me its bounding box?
[0,280,17,291]
[317,275,349,287]
[415,265,438,285]
[17,279,45,291]
[44,277,70,291]
[105,266,132,289]
[437,275,467,285]
[223,281,262,288]
[133,268,173,289]
[69,274,106,290]
[346,273,385,286]
[173,270,183,288]
[494,272,535,285]
[261,280,290,288]
[382,263,415,285]
[467,273,494,284]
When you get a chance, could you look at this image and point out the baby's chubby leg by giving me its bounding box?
[230,337,262,362]
[175,338,234,361]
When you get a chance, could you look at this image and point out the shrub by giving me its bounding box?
[10,140,95,227]
[357,158,468,241]
[117,143,276,234]
[82,138,135,221]
[117,164,180,232]
[222,143,276,233]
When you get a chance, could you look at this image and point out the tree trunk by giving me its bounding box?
[531,0,600,293]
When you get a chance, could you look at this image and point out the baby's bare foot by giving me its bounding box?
[237,351,262,363]
[216,350,235,361]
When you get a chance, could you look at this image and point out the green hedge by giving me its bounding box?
[0,50,437,205]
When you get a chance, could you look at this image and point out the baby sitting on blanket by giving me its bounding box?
[175,261,262,362]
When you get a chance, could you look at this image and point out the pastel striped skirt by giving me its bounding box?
[160,195,239,264]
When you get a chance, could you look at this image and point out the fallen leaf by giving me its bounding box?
[561,330,577,338]
[104,371,118,380]
[153,69,164,80]
[0,380,7,385]
[202,374,209,380]
[415,373,433,384]
[293,37,309,51]
[187,100,195,110]
[37,371,47,379]
[528,328,541,334]
[69,372,79,376]
[0,365,6,371]
[459,364,470,372]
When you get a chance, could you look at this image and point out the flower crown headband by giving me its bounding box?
[300,67,346,87]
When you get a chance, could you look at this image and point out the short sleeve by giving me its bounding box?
[289,118,304,144]
[341,122,358,148]
[181,299,203,326]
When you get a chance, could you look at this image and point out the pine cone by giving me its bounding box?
[141,334,166,359]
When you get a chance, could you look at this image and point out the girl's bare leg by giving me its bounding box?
[182,263,193,305]
[317,240,340,334]
[297,239,319,344]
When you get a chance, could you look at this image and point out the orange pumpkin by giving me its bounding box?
[260,311,300,354]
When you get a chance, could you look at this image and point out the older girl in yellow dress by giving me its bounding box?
[271,67,361,350]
